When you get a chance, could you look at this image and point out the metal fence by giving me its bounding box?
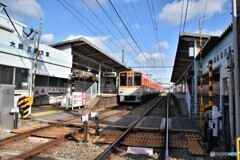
[86,82,97,106]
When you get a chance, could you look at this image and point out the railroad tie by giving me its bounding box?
[187,140,205,156]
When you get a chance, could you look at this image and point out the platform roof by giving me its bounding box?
[51,37,130,74]
[196,25,232,60]
[171,33,210,83]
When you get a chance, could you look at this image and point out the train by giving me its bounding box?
[118,71,164,103]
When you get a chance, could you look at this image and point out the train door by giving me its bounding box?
[127,72,133,87]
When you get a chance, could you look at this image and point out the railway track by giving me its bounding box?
[0,94,206,159]
[167,94,206,159]
[0,117,84,159]
[0,104,134,159]
[95,93,206,160]
[95,94,166,160]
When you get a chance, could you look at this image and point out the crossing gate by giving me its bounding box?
[18,96,33,119]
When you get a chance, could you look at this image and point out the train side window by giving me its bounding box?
[120,73,126,86]
[134,73,141,86]
[128,77,133,86]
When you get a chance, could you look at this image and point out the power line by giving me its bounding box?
[115,0,151,72]
[2,7,21,36]
[147,0,167,83]
[108,0,153,67]
[202,0,208,29]
[61,0,122,60]
[80,0,122,50]
[130,0,151,52]
[96,0,145,66]
[183,0,189,32]
[179,0,185,34]
[120,0,151,55]
[111,0,149,68]
[79,0,142,67]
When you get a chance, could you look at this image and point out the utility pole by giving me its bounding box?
[232,0,240,138]
[122,49,124,64]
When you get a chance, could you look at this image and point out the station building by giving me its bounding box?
[0,13,72,97]
[171,25,235,150]
[0,13,129,105]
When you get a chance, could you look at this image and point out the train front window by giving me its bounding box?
[128,77,133,86]
[120,73,126,86]
[134,73,141,86]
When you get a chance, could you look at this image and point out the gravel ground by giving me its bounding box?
[129,97,162,116]
[27,97,164,160]
[0,130,16,140]
[30,141,109,160]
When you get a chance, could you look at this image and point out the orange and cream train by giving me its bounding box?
[118,71,164,103]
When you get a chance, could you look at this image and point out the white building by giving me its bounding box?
[0,13,72,97]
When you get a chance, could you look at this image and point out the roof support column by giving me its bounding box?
[227,58,235,151]
[194,39,198,115]
[98,64,102,94]
[232,0,240,138]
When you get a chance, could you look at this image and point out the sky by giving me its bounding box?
[1,0,232,86]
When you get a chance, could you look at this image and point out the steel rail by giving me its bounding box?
[8,128,84,160]
[95,95,165,160]
[6,109,124,159]
[165,93,170,160]
[0,125,53,146]
[0,117,80,145]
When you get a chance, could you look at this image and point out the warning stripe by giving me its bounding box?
[18,96,26,102]
[18,96,31,119]
[237,137,240,160]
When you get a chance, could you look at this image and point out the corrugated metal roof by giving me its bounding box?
[171,33,210,83]
[50,37,130,74]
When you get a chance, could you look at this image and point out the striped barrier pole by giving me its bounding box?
[206,60,213,113]
[18,96,33,119]
[237,137,240,160]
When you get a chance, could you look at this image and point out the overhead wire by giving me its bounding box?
[58,0,121,60]
[130,0,151,51]
[79,0,142,67]
[115,1,150,70]
[179,0,185,34]
[108,0,153,67]
[182,0,189,32]
[128,0,154,72]
[2,7,21,37]
[147,0,166,84]
[96,0,148,67]
[202,0,208,29]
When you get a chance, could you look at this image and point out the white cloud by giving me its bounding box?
[41,34,55,44]
[132,22,140,29]
[153,41,170,51]
[65,34,110,50]
[206,30,223,36]
[4,0,43,20]
[136,52,165,64]
[194,29,223,36]
[157,0,227,26]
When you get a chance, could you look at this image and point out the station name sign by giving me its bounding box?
[103,72,117,77]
